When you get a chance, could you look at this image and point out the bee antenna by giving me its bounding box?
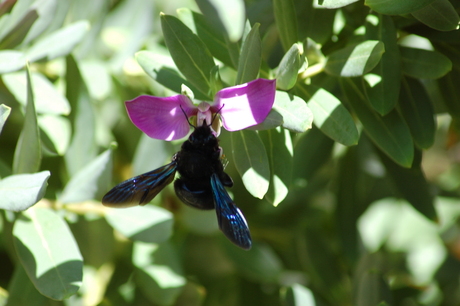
[210,104,224,126]
[180,105,195,128]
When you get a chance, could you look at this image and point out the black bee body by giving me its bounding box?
[102,121,252,250]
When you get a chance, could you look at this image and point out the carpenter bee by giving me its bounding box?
[102,109,252,250]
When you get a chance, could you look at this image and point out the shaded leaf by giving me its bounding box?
[59,149,112,203]
[355,270,393,306]
[364,14,401,115]
[12,65,41,174]
[400,46,452,79]
[195,0,245,43]
[412,0,460,31]
[273,0,297,51]
[340,78,414,167]
[6,265,48,306]
[13,207,83,300]
[236,23,261,85]
[296,83,358,146]
[276,43,304,91]
[325,40,385,77]
[438,70,460,120]
[64,55,97,176]
[365,0,436,15]
[0,9,38,49]
[133,242,186,305]
[106,206,174,243]
[0,171,50,211]
[231,130,270,199]
[161,13,215,97]
[399,77,435,149]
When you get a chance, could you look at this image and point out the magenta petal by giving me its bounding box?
[125,95,196,140]
[213,79,276,131]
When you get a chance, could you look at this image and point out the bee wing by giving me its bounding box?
[102,162,177,207]
[210,173,252,250]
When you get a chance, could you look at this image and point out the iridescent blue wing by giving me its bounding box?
[210,173,252,250]
[102,162,177,207]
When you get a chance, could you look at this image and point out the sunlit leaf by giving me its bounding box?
[325,40,385,77]
[317,0,359,8]
[296,84,358,146]
[0,104,11,134]
[106,206,174,243]
[13,207,83,300]
[273,91,313,133]
[0,171,50,211]
[12,65,41,174]
[282,284,317,306]
[231,130,270,199]
[0,50,25,74]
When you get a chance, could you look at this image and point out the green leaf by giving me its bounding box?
[12,65,41,174]
[64,55,97,177]
[399,77,435,149]
[259,127,293,206]
[400,47,452,79]
[177,8,239,68]
[236,23,261,85]
[0,171,50,211]
[3,71,71,115]
[106,206,174,243]
[376,149,436,220]
[135,50,210,100]
[273,91,313,133]
[317,0,359,8]
[161,13,215,97]
[273,0,297,51]
[231,130,270,199]
[325,40,385,77]
[364,14,401,115]
[282,284,317,306]
[0,9,38,49]
[354,270,393,306]
[26,20,89,62]
[6,265,48,306]
[438,70,460,120]
[20,0,57,45]
[340,78,414,167]
[0,104,11,134]
[296,84,359,146]
[38,114,71,156]
[247,108,284,131]
[195,0,245,43]
[133,242,186,305]
[412,0,460,31]
[0,50,25,74]
[59,149,112,203]
[223,242,282,282]
[365,0,436,15]
[13,207,83,300]
[276,43,304,91]
[132,134,170,176]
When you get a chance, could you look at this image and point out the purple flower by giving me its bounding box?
[125,78,276,140]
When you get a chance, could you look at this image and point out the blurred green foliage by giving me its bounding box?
[1,0,460,305]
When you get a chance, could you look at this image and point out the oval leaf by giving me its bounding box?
[325,40,385,77]
[412,0,460,31]
[365,0,436,15]
[316,0,359,8]
[106,206,174,243]
[161,13,215,98]
[0,171,50,211]
[276,43,304,91]
[236,23,261,85]
[400,46,452,79]
[13,207,83,300]
[273,0,298,51]
[340,78,414,167]
[296,84,358,146]
[273,91,313,133]
[231,130,270,199]
[0,50,25,73]
[0,104,11,134]
[282,284,317,306]
[399,77,435,149]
